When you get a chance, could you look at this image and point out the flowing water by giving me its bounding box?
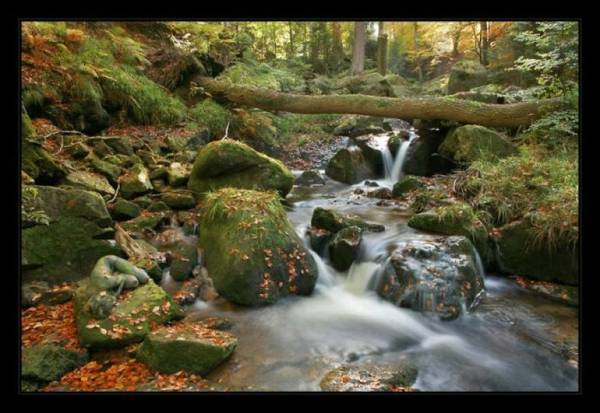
[166,132,578,392]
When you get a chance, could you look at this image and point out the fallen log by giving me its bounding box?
[199,78,563,128]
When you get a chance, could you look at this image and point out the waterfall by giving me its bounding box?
[389,129,417,182]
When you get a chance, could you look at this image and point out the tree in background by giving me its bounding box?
[351,22,366,74]
[377,21,388,75]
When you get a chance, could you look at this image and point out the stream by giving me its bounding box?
[158,128,578,392]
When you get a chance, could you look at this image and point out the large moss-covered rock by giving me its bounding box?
[329,226,363,271]
[74,279,184,349]
[439,125,517,163]
[354,136,385,174]
[136,322,237,375]
[407,203,493,268]
[311,207,385,234]
[495,217,578,285]
[22,217,123,283]
[22,343,88,382]
[447,60,489,94]
[376,236,485,320]
[21,112,66,184]
[63,171,115,196]
[295,170,325,186]
[21,185,121,283]
[199,188,318,306]
[325,147,376,184]
[22,185,112,227]
[167,162,191,187]
[119,163,153,198]
[188,140,294,196]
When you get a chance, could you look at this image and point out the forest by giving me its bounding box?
[20,20,579,392]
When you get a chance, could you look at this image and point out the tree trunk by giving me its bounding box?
[377,21,388,75]
[330,22,344,71]
[413,23,423,81]
[480,21,489,66]
[351,22,366,75]
[199,77,562,128]
[288,22,295,59]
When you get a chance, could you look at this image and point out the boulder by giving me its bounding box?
[188,140,294,197]
[98,136,134,156]
[376,236,485,320]
[186,128,210,150]
[160,191,196,210]
[169,242,198,281]
[403,123,456,176]
[22,343,88,383]
[367,187,392,199]
[89,158,122,182]
[119,164,153,198]
[333,115,386,138]
[199,188,318,306]
[67,142,91,159]
[110,199,141,221]
[387,131,410,155]
[167,162,192,187]
[447,60,489,94]
[495,218,578,285]
[22,186,122,283]
[325,147,376,184]
[62,171,115,196]
[147,200,171,212]
[329,226,363,271]
[353,136,385,174]
[136,322,237,375]
[149,166,168,180]
[74,279,184,349]
[407,203,493,268]
[295,170,325,186]
[392,176,424,198]
[308,227,333,255]
[22,281,73,307]
[311,207,385,234]
[120,212,169,234]
[439,125,517,164]
[320,363,418,392]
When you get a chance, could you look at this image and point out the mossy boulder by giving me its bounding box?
[199,188,318,306]
[120,212,169,234]
[22,185,112,227]
[329,226,363,271]
[22,187,123,283]
[439,125,517,164]
[136,322,237,375]
[90,158,122,182]
[354,136,385,174]
[320,363,418,392]
[325,147,376,184]
[110,199,141,221]
[377,236,485,320]
[495,217,578,285]
[169,242,198,281]
[392,176,424,198]
[311,207,385,234]
[21,112,66,184]
[387,132,409,155]
[160,190,196,210]
[74,279,184,349]
[148,200,171,212]
[447,60,489,94]
[22,343,88,383]
[407,203,493,268]
[68,142,91,159]
[119,164,153,198]
[63,171,115,196]
[295,170,325,186]
[22,280,73,307]
[188,140,294,197]
[167,162,191,187]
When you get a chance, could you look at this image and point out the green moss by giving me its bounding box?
[392,176,424,198]
[311,207,384,233]
[22,343,88,382]
[199,188,317,306]
[439,125,518,163]
[189,99,232,139]
[187,140,294,196]
[136,324,237,375]
[325,148,375,184]
[74,279,183,349]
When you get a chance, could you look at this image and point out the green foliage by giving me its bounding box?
[511,22,578,97]
[458,146,578,249]
[217,59,304,92]
[189,99,231,138]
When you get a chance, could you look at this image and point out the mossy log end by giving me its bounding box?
[199,78,562,128]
